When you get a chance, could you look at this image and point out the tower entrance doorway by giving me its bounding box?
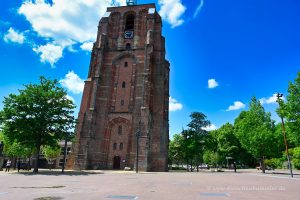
[113,156,121,169]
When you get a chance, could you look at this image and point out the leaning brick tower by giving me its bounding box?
[69,2,169,171]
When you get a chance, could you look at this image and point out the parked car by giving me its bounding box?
[198,164,210,169]
[19,162,31,170]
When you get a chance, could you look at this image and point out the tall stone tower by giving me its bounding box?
[70,3,169,171]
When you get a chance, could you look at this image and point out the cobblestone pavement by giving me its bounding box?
[0,169,299,200]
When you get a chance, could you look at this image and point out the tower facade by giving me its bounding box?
[70,3,169,171]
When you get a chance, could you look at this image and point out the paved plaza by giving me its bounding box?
[0,169,299,200]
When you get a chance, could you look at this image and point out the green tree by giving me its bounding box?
[206,124,255,168]
[187,112,211,134]
[280,72,300,146]
[181,129,195,171]
[0,132,34,159]
[214,123,240,165]
[169,134,185,167]
[42,145,61,170]
[234,97,277,173]
[0,77,76,172]
[292,147,300,170]
[273,123,287,156]
[203,150,220,168]
[186,112,211,171]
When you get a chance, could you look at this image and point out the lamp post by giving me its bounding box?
[62,131,68,173]
[276,93,293,178]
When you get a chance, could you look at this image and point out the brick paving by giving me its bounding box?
[0,169,299,200]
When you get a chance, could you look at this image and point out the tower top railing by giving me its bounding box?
[126,0,137,6]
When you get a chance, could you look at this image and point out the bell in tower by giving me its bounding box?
[126,0,137,6]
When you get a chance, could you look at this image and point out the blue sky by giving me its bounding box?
[0,0,299,138]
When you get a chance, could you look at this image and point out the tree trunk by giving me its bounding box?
[49,160,52,171]
[186,159,189,172]
[261,156,265,173]
[33,145,40,173]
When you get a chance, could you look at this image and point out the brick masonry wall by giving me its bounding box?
[68,3,169,172]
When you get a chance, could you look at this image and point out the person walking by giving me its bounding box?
[233,161,237,173]
[5,159,11,172]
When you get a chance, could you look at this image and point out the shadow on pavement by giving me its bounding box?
[271,172,300,176]
[16,170,104,176]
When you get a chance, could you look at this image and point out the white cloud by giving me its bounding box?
[60,71,84,94]
[158,0,186,28]
[203,124,217,131]
[3,27,25,44]
[208,78,219,89]
[66,95,75,103]
[18,0,111,44]
[33,43,63,67]
[193,0,204,19]
[260,93,285,105]
[18,0,126,64]
[17,0,187,65]
[80,42,94,51]
[169,97,183,111]
[226,101,246,111]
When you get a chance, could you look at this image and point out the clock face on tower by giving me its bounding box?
[124,30,134,39]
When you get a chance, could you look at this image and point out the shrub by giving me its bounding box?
[264,158,283,169]
[292,147,300,169]
[293,147,300,159]
[293,159,300,170]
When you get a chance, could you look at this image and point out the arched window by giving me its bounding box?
[121,100,124,106]
[122,81,126,88]
[125,14,135,31]
[118,125,122,135]
[120,143,123,150]
[113,143,117,150]
[124,61,128,67]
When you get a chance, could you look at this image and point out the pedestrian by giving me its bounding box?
[233,161,237,173]
[5,159,11,172]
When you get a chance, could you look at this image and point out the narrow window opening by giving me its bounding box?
[113,143,117,150]
[126,43,131,50]
[121,100,124,106]
[118,125,122,135]
[122,81,126,88]
[125,14,135,31]
[120,143,123,150]
[124,62,128,67]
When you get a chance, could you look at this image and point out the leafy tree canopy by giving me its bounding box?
[42,145,61,162]
[187,112,210,134]
[0,133,34,158]
[0,77,76,172]
[280,71,300,146]
[234,97,277,159]
[215,123,240,158]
